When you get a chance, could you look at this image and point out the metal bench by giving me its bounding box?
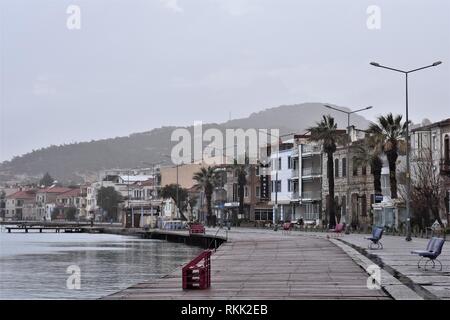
[328,223,345,237]
[282,222,293,235]
[189,223,205,235]
[365,227,384,250]
[411,237,445,271]
[182,250,211,289]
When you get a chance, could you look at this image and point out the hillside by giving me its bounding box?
[0,103,370,184]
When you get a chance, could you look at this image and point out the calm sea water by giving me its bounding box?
[0,228,201,300]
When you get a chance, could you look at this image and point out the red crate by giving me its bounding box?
[189,223,205,235]
[182,250,211,289]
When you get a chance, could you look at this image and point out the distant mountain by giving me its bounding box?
[0,103,370,184]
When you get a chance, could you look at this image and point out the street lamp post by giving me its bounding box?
[323,104,373,230]
[370,61,442,241]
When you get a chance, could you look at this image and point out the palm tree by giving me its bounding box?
[353,135,383,195]
[193,166,219,226]
[230,158,248,225]
[308,115,345,228]
[368,113,407,199]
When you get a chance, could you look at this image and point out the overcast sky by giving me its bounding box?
[0,0,449,162]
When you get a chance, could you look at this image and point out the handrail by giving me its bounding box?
[207,227,223,251]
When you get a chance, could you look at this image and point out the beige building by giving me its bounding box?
[160,162,203,189]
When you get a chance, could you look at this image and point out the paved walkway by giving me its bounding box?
[104,228,389,300]
[332,233,450,300]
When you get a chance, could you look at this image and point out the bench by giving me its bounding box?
[189,223,205,235]
[329,223,344,233]
[182,250,211,289]
[365,227,384,250]
[282,222,293,234]
[411,237,445,271]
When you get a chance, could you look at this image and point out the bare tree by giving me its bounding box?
[409,152,446,230]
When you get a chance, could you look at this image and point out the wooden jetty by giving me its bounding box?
[104,229,390,300]
[4,226,84,233]
[1,221,89,233]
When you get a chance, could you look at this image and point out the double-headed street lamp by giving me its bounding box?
[370,61,442,241]
[323,104,373,228]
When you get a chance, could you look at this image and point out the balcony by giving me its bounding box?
[304,212,320,221]
[301,167,322,178]
[440,159,450,175]
[301,191,321,201]
[301,145,321,156]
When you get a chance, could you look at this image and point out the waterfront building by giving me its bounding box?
[320,127,379,229]
[55,187,87,220]
[270,140,296,223]
[267,136,323,225]
[410,118,450,225]
[294,134,323,224]
[35,186,73,220]
[5,189,37,220]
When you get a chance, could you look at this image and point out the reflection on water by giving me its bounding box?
[0,232,201,299]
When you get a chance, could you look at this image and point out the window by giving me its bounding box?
[278,157,282,170]
[353,157,358,176]
[255,166,260,176]
[244,186,248,197]
[432,134,437,151]
[341,195,346,217]
[256,186,260,198]
[232,184,238,202]
[287,179,292,192]
[362,165,367,175]
[342,158,347,177]
[275,180,281,192]
[255,209,273,221]
[361,194,367,216]
[288,156,292,169]
[335,159,339,177]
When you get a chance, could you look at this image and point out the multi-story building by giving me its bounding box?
[5,189,37,220]
[216,163,268,225]
[321,128,378,229]
[270,141,296,223]
[295,135,323,224]
[267,136,323,225]
[0,187,20,220]
[55,187,87,220]
[35,186,73,220]
[411,118,450,224]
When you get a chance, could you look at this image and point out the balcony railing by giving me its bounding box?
[301,191,321,200]
[304,212,320,221]
[301,167,322,176]
[301,145,321,154]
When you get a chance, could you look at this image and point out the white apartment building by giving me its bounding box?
[270,136,323,224]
